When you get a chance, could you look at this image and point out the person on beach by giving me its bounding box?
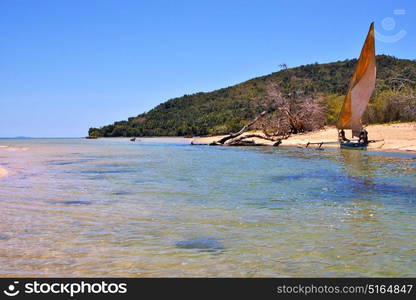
[338,129,349,142]
[359,129,368,144]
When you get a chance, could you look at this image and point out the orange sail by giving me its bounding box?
[337,23,376,137]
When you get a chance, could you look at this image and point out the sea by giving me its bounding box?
[0,138,415,277]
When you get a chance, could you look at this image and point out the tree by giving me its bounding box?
[279,63,288,70]
[209,81,325,146]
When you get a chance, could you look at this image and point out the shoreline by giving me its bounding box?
[2,123,415,154]
[192,122,416,154]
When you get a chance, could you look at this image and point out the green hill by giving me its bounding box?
[88,55,416,137]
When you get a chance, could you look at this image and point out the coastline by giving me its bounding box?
[192,122,416,154]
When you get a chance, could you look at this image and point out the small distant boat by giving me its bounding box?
[130,137,136,142]
[337,23,376,150]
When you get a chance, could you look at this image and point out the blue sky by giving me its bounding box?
[1,0,415,137]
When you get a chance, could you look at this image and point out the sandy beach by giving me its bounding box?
[192,122,416,153]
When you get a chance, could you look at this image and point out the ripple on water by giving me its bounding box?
[79,169,137,174]
[46,160,84,166]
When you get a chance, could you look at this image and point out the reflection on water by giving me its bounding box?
[0,138,415,277]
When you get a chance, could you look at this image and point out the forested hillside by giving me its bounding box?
[89,55,416,137]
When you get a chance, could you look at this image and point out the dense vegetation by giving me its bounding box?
[89,55,416,137]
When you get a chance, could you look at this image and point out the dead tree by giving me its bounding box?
[279,63,288,70]
[225,134,282,146]
[209,81,325,146]
[214,110,268,145]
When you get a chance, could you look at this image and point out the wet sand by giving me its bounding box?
[192,122,416,153]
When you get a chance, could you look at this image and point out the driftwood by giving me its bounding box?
[209,109,287,146]
[215,111,268,145]
[225,134,282,146]
[306,141,324,149]
[204,81,326,147]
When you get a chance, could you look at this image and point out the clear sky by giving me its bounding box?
[1,0,415,137]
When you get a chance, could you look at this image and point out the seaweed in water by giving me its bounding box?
[48,200,91,205]
[111,191,131,195]
[0,233,10,240]
[175,237,225,252]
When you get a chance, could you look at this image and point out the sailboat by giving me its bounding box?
[337,22,376,150]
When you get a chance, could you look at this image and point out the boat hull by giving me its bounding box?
[340,142,368,150]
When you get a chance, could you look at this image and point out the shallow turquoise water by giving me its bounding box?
[0,138,415,277]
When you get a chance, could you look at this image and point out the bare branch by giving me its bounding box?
[216,110,267,144]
